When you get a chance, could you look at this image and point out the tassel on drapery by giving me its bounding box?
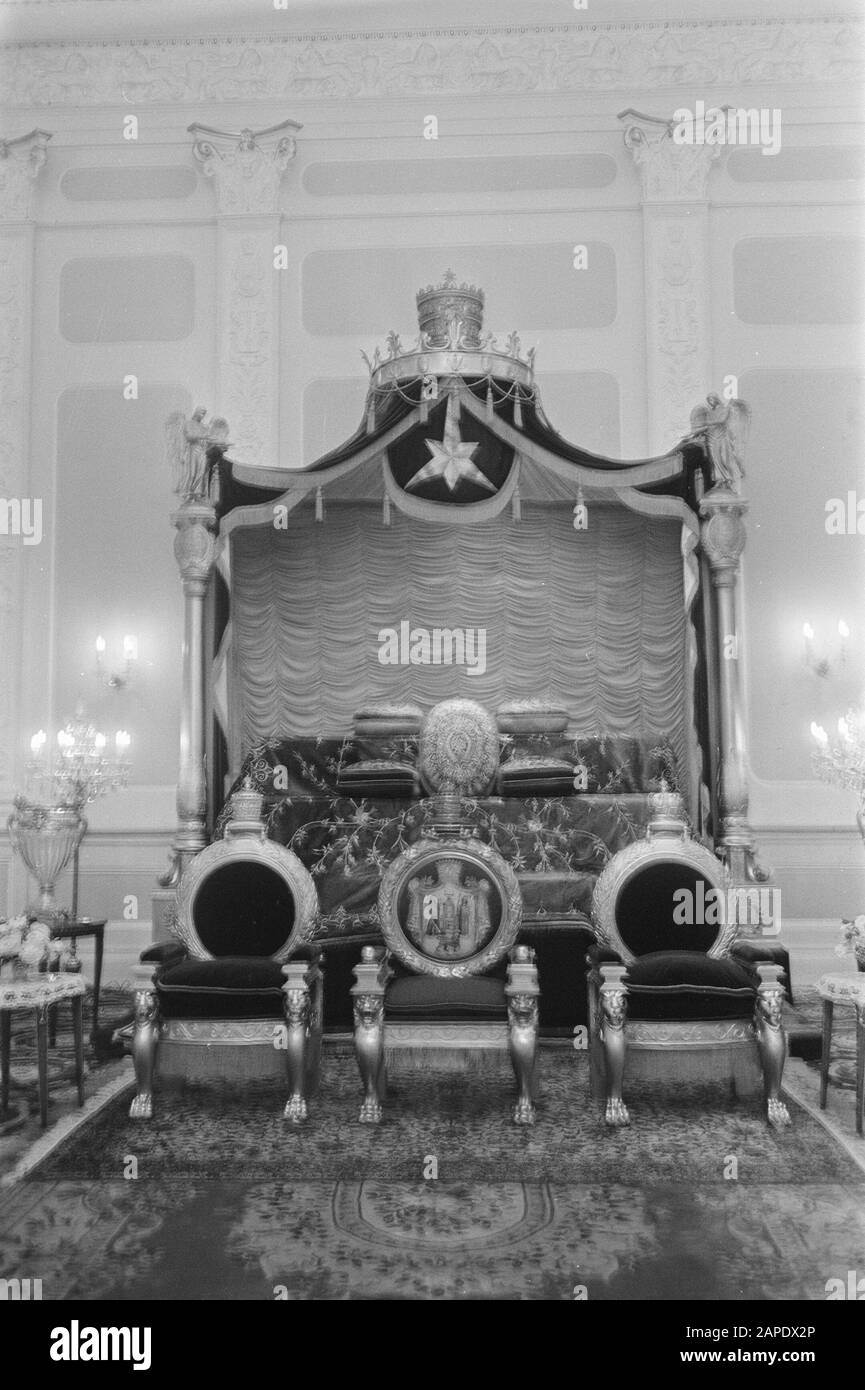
[419,393,429,424]
[485,380,495,421]
[513,389,523,429]
[366,396,376,432]
[315,487,324,522]
[512,485,521,522]
[383,492,391,526]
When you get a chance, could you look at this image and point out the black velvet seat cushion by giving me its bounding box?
[623,951,756,1021]
[386,973,507,1021]
[157,957,287,1019]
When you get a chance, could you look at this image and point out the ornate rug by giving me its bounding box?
[28,1051,860,1184]
[5,1045,864,1300]
[2,1176,864,1301]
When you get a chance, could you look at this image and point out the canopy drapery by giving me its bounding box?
[229,502,688,769]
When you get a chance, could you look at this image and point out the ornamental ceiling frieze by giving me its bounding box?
[0,20,862,107]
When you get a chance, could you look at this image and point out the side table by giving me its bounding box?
[817,973,865,1137]
[50,917,107,1042]
[0,973,86,1128]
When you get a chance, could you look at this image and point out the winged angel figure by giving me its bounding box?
[685,394,751,492]
[165,408,231,503]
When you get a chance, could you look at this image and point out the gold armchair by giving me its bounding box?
[130,785,322,1122]
[588,790,790,1129]
[351,835,540,1125]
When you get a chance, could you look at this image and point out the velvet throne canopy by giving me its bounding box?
[162,270,763,925]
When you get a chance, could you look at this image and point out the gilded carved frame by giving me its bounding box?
[377,836,522,978]
[174,827,320,963]
[591,828,736,965]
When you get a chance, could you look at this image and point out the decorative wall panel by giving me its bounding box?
[738,367,865,784]
[54,384,189,787]
[733,237,865,325]
[60,166,197,203]
[303,154,618,198]
[59,254,195,343]
[727,147,865,185]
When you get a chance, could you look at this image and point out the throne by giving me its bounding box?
[351,698,541,1125]
[588,788,791,1129]
[130,781,322,1122]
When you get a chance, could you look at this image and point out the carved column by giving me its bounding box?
[699,485,758,882]
[620,110,722,455]
[170,503,218,876]
[0,131,50,820]
[189,121,301,470]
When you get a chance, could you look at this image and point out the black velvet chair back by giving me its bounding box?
[615,861,721,957]
[192,859,297,959]
[592,791,734,965]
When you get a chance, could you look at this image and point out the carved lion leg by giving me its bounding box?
[129,983,160,1120]
[282,979,311,1124]
[506,945,540,1125]
[600,979,630,1127]
[354,995,386,1124]
[755,973,791,1129]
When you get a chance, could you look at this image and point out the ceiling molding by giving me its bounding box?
[0,19,862,107]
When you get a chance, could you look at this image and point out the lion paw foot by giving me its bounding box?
[513,1098,536,1126]
[767,1098,791,1128]
[605,1097,630,1127]
[129,1093,153,1120]
[359,1097,383,1124]
[283,1095,308,1124]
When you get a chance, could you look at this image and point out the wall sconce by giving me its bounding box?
[95,633,138,690]
[802,619,849,679]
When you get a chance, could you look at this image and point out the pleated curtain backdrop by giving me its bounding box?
[230,502,686,757]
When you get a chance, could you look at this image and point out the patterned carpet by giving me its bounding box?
[30,1049,860,1185]
[2,992,863,1300]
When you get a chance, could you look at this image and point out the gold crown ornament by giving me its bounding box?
[416,269,485,349]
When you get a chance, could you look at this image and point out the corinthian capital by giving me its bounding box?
[0,129,51,222]
[189,119,301,215]
[619,109,721,202]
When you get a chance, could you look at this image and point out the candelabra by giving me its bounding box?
[8,705,131,923]
[802,619,850,679]
[811,706,865,843]
[94,633,138,691]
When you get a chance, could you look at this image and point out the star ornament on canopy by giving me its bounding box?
[405,393,495,494]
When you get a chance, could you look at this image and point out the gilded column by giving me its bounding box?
[0,130,50,840]
[619,110,722,455]
[170,502,218,876]
[699,485,761,883]
[189,121,301,470]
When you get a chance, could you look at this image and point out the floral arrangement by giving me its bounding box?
[836,914,865,964]
[0,914,52,973]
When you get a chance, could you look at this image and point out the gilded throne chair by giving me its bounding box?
[351,698,541,1126]
[587,788,791,1129]
[130,782,322,1122]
